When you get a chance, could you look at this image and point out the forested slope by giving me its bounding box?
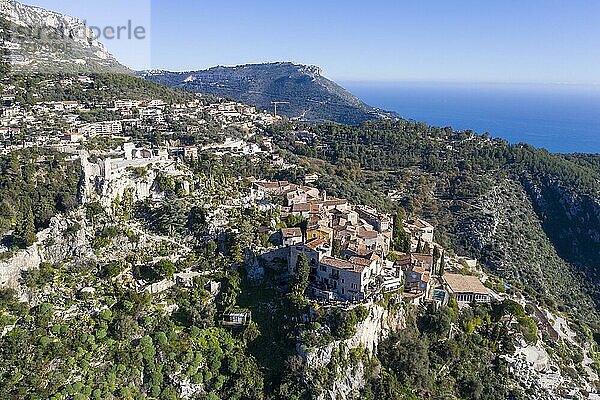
[268,120,600,323]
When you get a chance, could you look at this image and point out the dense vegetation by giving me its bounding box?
[0,282,263,400]
[0,149,80,249]
[363,300,541,400]
[5,73,200,106]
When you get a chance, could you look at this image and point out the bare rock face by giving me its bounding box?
[504,307,600,398]
[0,243,41,290]
[0,0,128,73]
[298,304,406,400]
[0,210,93,298]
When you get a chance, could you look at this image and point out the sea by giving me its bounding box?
[343,81,600,154]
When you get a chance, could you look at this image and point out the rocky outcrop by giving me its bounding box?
[0,210,94,298]
[0,242,41,290]
[298,304,406,400]
[80,151,182,207]
[504,307,600,398]
[0,0,128,73]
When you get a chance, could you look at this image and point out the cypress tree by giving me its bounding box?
[16,206,37,248]
[416,237,423,254]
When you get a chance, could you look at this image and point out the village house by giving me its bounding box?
[306,224,334,244]
[404,265,431,295]
[304,174,319,184]
[114,99,142,109]
[221,310,251,327]
[281,227,303,246]
[288,238,332,275]
[443,273,494,304]
[405,218,435,243]
[182,145,198,160]
[310,255,380,302]
[356,205,392,232]
[287,236,383,302]
[148,99,167,108]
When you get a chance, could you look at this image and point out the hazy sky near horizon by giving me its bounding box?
[24,0,600,84]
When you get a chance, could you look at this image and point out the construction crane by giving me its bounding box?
[271,101,289,117]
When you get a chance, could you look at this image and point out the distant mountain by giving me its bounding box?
[138,62,398,125]
[0,0,128,74]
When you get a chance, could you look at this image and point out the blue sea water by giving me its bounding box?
[343,81,600,154]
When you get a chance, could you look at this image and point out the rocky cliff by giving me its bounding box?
[297,304,406,400]
[0,209,94,299]
[0,0,128,73]
[522,175,600,288]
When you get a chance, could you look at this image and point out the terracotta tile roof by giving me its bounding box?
[305,238,328,250]
[346,243,371,256]
[412,253,433,265]
[357,228,378,239]
[281,228,302,238]
[369,253,381,262]
[256,180,289,189]
[310,204,322,213]
[412,266,427,275]
[349,256,373,267]
[321,256,366,273]
[422,272,431,283]
[323,199,348,207]
[291,203,310,212]
[409,218,433,229]
[443,274,490,295]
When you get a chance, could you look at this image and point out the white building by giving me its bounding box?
[79,121,123,136]
[443,274,493,304]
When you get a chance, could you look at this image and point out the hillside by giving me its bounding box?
[268,120,600,320]
[138,63,398,125]
[0,0,128,74]
[1,2,600,399]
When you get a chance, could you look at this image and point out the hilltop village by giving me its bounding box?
[0,74,499,313]
[0,73,547,315]
[1,74,598,400]
[250,179,491,307]
[0,75,279,158]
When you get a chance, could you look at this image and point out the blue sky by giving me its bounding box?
[24,0,600,83]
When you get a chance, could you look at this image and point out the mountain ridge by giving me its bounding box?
[138,62,400,125]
